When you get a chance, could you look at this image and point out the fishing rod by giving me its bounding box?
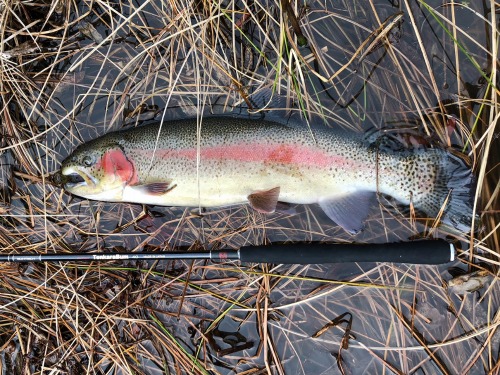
[0,240,455,264]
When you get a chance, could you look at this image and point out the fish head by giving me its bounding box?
[61,138,136,201]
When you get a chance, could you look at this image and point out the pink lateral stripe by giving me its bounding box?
[133,143,349,168]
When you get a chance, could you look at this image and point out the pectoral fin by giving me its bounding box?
[318,192,376,234]
[248,187,280,213]
[131,182,177,196]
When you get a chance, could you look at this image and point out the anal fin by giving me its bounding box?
[248,187,280,213]
[318,191,376,234]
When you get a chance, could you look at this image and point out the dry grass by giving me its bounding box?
[0,0,498,374]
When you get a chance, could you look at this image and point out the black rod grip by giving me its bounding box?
[238,240,454,265]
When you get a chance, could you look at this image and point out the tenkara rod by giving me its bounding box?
[0,240,455,265]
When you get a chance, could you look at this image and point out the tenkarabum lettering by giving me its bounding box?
[92,254,130,260]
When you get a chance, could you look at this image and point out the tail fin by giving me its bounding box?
[416,149,477,232]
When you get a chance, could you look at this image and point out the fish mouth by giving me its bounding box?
[61,167,97,188]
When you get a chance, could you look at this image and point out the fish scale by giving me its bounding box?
[61,117,476,234]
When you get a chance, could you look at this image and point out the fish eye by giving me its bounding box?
[83,155,94,167]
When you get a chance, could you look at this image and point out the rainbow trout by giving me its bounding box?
[60,117,475,233]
